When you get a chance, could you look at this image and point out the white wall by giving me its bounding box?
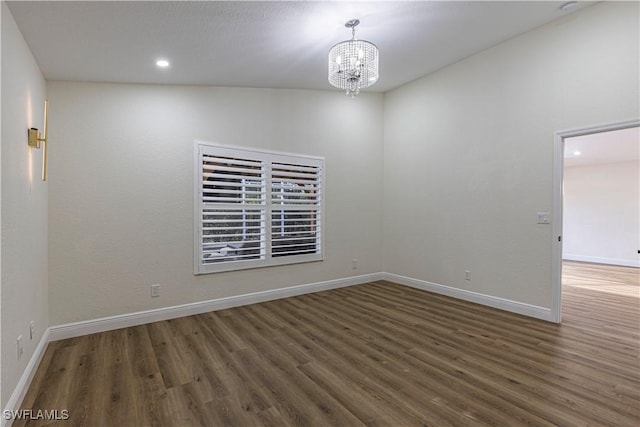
[383,2,639,309]
[46,82,384,325]
[563,160,640,267]
[44,1,640,326]
[1,2,48,409]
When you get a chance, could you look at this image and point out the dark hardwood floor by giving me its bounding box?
[16,262,640,426]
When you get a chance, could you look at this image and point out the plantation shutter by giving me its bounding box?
[271,162,322,258]
[195,142,323,274]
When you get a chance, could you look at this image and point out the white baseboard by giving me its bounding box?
[563,254,639,268]
[5,270,553,424]
[1,328,51,427]
[49,273,384,341]
[383,273,553,322]
[47,272,556,342]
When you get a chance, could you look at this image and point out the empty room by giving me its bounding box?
[1,1,639,426]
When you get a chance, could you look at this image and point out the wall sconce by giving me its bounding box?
[27,99,48,181]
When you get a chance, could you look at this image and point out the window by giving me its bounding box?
[195,142,324,274]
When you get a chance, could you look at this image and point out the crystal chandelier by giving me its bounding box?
[328,19,379,97]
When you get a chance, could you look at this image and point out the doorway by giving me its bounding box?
[551,120,640,322]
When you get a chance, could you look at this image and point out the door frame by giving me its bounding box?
[551,118,640,323]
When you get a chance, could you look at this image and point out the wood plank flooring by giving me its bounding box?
[16,262,640,426]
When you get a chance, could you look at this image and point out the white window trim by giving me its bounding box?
[194,140,325,275]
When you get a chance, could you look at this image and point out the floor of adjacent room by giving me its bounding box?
[15,261,640,426]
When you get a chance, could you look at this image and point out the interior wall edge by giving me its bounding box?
[0,328,50,427]
[48,272,384,342]
[383,273,554,323]
[562,255,640,269]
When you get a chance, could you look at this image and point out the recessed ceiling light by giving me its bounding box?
[573,150,581,156]
[560,1,578,12]
[156,59,170,68]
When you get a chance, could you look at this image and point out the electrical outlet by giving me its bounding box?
[465,270,471,281]
[352,259,358,269]
[30,321,35,340]
[17,335,23,360]
[151,284,160,298]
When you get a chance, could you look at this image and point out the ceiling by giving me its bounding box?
[7,1,593,93]
[564,127,640,167]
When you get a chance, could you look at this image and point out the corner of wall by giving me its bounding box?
[1,0,49,412]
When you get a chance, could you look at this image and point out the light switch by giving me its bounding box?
[537,212,550,224]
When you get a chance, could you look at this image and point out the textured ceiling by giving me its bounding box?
[7,1,593,92]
